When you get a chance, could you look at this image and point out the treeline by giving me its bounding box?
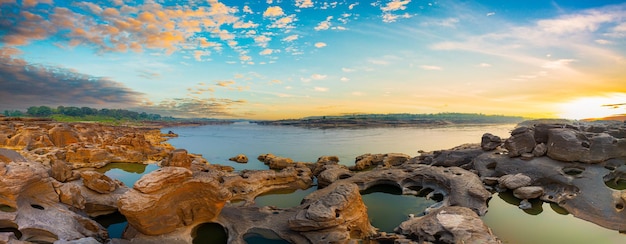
[3,106,169,121]
[304,113,525,123]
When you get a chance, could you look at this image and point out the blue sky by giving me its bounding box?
[1,0,625,119]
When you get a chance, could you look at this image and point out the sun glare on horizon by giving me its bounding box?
[557,94,626,120]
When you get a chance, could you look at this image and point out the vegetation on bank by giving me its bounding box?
[302,113,525,124]
[1,105,223,126]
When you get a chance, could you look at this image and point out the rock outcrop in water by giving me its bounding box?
[1,119,625,243]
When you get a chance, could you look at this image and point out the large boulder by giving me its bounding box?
[49,160,77,182]
[546,128,626,163]
[481,133,502,151]
[288,183,375,242]
[48,123,80,147]
[229,154,248,163]
[80,171,117,194]
[504,126,536,157]
[395,206,499,244]
[161,149,192,168]
[118,167,230,235]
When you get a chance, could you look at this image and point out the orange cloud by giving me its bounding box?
[263,6,284,18]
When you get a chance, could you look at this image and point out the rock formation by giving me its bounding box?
[2,119,626,243]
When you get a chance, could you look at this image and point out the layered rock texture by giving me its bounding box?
[1,119,625,243]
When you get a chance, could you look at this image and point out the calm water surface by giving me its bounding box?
[96,123,626,243]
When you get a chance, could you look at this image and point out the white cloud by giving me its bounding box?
[314,87,329,92]
[541,59,576,69]
[282,34,299,42]
[420,65,443,70]
[381,0,411,12]
[315,16,333,31]
[422,18,459,28]
[383,12,412,23]
[595,39,612,44]
[314,42,327,48]
[349,3,359,10]
[342,67,356,72]
[259,49,274,55]
[478,63,492,68]
[340,77,350,82]
[254,35,271,47]
[487,12,495,16]
[311,74,327,80]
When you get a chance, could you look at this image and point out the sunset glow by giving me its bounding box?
[1,1,625,119]
[558,94,626,120]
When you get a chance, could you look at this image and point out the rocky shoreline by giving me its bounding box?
[1,119,625,243]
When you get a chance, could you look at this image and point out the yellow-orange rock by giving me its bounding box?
[118,167,230,235]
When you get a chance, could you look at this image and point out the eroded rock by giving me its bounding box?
[396,206,499,244]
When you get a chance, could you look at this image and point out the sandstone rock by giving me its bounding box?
[546,128,626,163]
[474,151,626,232]
[48,123,80,147]
[395,206,499,244]
[288,183,375,242]
[80,171,117,194]
[133,167,192,194]
[513,186,544,199]
[161,149,192,168]
[4,126,54,150]
[498,173,531,190]
[428,149,483,168]
[352,153,382,171]
[57,183,86,209]
[223,167,314,204]
[229,154,249,163]
[317,164,353,188]
[49,160,76,182]
[0,161,107,242]
[268,157,294,170]
[504,127,536,157]
[532,143,547,157]
[65,147,111,167]
[383,153,410,166]
[316,155,339,164]
[481,133,502,151]
[119,169,230,236]
[520,153,534,160]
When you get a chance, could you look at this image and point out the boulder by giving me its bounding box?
[48,123,80,147]
[288,183,375,242]
[481,133,502,151]
[396,206,499,244]
[229,154,249,163]
[513,186,544,199]
[532,143,547,157]
[316,155,339,164]
[49,160,76,182]
[546,128,626,163]
[498,173,531,190]
[80,171,117,194]
[268,157,294,170]
[133,167,192,194]
[57,183,86,209]
[118,169,230,236]
[504,126,536,157]
[161,149,192,168]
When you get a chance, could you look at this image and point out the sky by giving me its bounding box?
[1,0,625,120]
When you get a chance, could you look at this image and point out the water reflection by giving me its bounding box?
[254,187,317,208]
[95,163,159,187]
[243,228,290,244]
[93,163,159,238]
[360,185,436,232]
[496,191,544,215]
[94,211,127,239]
[483,192,626,244]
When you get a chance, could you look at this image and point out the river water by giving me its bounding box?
[98,122,625,243]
